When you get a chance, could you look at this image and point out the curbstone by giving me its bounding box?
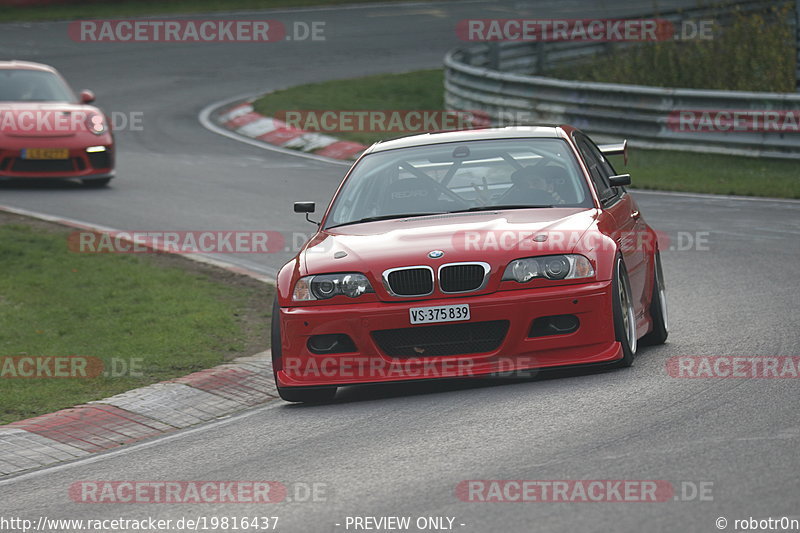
[1,348,277,477]
[211,99,367,160]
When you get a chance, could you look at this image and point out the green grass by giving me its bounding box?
[609,151,800,199]
[253,69,799,199]
[253,69,445,145]
[0,220,273,424]
[0,0,415,23]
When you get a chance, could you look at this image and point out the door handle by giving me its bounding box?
[631,210,640,219]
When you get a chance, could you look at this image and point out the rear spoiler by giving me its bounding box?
[598,139,628,165]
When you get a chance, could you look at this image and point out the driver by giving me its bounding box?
[506,166,562,205]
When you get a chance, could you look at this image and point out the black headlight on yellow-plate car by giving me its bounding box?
[292,273,375,301]
[502,254,594,283]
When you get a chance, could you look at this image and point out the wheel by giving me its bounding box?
[640,251,669,346]
[270,298,337,403]
[612,256,637,367]
[82,177,111,188]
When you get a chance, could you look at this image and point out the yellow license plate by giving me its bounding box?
[22,148,69,160]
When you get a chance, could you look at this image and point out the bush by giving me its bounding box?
[546,3,796,92]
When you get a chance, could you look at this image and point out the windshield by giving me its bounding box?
[0,69,76,102]
[325,138,593,228]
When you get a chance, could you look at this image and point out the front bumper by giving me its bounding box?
[275,280,622,388]
[0,144,114,179]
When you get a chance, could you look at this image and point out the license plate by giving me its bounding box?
[22,148,69,160]
[410,304,470,325]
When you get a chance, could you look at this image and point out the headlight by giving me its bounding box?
[502,254,594,283]
[85,112,107,135]
[292,273,374,301]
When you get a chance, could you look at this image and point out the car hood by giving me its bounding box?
[0,102,102,137]
[300,207,598,276]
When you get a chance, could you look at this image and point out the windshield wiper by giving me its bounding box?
[448,205,554,213]
[327,212,444,229]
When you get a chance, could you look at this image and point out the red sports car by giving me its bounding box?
[273,126,668,402]
[0,61,114,187]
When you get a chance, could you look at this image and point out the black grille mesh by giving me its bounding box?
[386,268,433,296]
[372,320,509,357]
[88,151,112,169]
[440,264,486,292]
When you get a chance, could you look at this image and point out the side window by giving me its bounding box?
[588,140,620,185]
[574,134,619,204]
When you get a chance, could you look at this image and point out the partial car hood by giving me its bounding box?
[0,102,102,137]
[300,207,598,276]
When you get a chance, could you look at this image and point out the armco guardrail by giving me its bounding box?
[445,0,800,159]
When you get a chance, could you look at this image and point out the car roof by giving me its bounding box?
[0,60,57,73]
[365,126,567,154]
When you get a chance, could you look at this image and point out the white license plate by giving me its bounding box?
[409,304,470,325]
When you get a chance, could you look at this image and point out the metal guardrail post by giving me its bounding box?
[535,42,546,75]
[488,42,500,70]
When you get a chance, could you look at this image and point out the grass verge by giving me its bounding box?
[253,69,445,146]
[252,69,800,199]
[609,150,800,199]
[0,0,414,23]
[0,211,273,424]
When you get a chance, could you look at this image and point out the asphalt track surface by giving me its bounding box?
[1,2,799,532]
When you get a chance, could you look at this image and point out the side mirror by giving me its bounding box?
[608,174,631,187]
[294,201,319,226]
[80,90,95,104]
[294,201,315,213]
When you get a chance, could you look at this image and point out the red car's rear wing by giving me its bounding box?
[598,139,628,165]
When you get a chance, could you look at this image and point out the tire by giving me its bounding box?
[82,177,111,188]
[270,298,337,403]
[640,251,669,346]
[611,256,637,367]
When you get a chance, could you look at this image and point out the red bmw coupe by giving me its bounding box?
[273,126,668,402]
[0,61,114,187]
